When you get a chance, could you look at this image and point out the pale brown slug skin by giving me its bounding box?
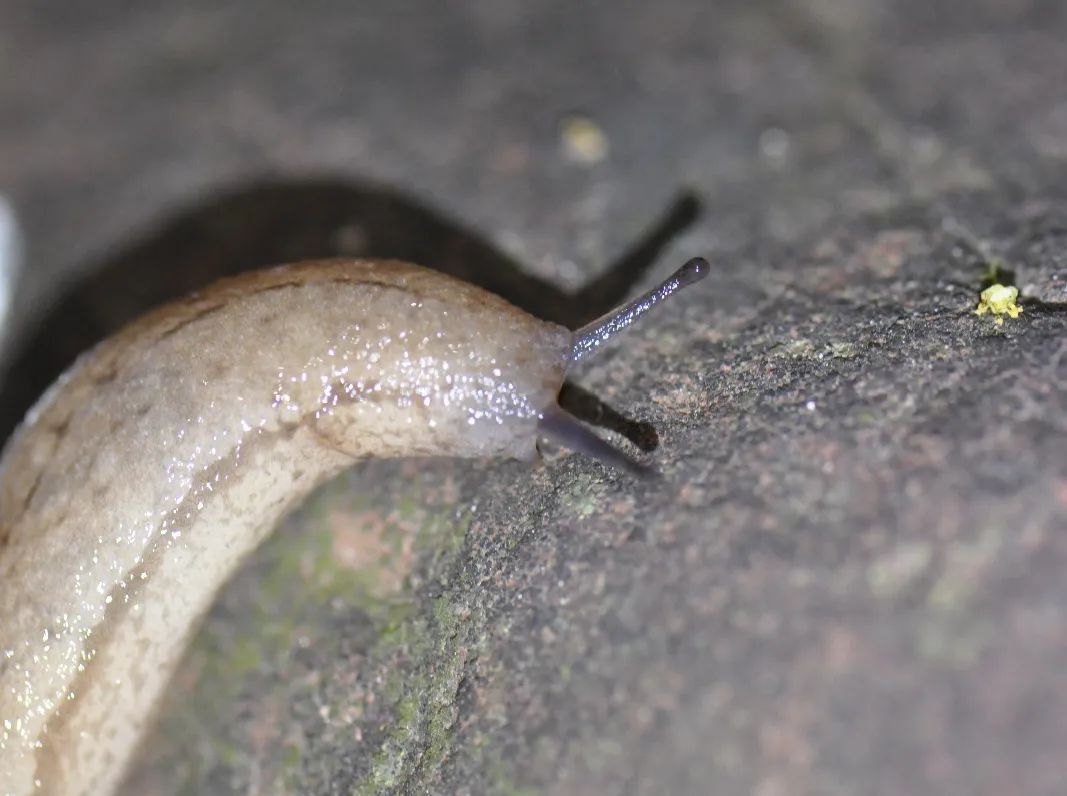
[0,258,572,796]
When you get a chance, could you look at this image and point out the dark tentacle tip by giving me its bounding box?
[677,256,710,287]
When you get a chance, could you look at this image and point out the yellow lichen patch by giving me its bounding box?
[974,283,1022,326]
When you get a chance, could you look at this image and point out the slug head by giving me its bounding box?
[278,260,573,463]
[307,257,708,474]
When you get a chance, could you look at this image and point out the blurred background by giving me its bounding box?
[2,2,1067,795]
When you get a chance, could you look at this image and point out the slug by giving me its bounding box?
[0,255,707,796]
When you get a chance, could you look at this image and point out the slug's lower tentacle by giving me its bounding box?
[537,404,651,477]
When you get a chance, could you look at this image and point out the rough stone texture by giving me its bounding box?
[1,1,1066,795]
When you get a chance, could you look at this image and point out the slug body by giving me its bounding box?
[0,256,706,795]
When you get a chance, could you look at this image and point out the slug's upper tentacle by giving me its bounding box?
[568,257,708,364]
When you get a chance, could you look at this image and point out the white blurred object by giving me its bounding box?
[0,195,22,356]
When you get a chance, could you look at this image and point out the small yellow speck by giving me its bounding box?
[975,283,1022,326]
[560,115,609,164]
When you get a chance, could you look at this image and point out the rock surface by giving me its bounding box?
[1,1,1066,794]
